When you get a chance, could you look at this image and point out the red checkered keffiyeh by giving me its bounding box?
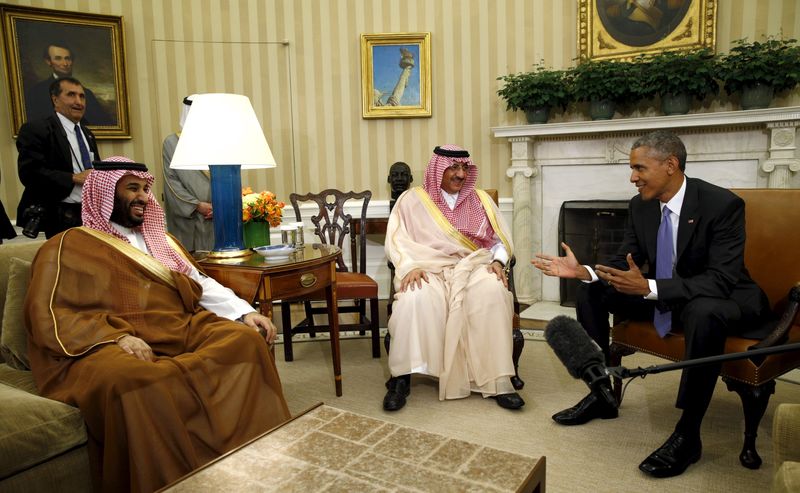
[81,156,193,275]
[422,145,496,249]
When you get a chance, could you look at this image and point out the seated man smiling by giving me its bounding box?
[383,145,524,411]
[25,156,290,492]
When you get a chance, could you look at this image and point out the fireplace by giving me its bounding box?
[558,200,628,307]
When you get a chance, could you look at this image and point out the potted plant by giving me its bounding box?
[716,36,800,109]
[568,59,642,120]
[638,48,719,115]
[497,63,571,124]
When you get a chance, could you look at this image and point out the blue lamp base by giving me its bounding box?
[207,164,252,259]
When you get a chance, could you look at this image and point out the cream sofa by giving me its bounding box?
[772,403,800,493]
[0,240,91,492]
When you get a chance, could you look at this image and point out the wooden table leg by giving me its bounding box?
[325,274,342,397]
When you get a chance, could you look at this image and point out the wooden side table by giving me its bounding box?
[199,244,344,396]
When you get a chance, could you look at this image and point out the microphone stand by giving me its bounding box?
[608,341,800,379]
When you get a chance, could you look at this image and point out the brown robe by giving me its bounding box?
[25,227,290,492]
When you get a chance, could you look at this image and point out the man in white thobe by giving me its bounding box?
[383,144,524,411]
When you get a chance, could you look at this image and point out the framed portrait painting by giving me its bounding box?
[361,32,431,119]
[0,4,130,138]
[578,0,717,61]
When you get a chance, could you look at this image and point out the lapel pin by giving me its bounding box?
[687,219,694,224]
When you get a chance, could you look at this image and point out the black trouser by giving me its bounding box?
[575,281,746,421]
[44,202,82,238]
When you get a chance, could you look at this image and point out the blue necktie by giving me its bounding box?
[654,205,673,337]
[75,124,93,169]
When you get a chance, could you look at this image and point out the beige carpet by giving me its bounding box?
[274,334,797,493]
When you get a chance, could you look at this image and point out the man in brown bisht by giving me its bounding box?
[383,144,524,411]
[25,156,290,492]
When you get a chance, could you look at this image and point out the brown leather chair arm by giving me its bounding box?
[751,283,800,350]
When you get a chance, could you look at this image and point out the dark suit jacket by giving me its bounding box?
[25,78,114,125]
[612,177,770,334]
[16,114,100,233]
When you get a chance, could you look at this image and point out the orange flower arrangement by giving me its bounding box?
[241,187,285,227]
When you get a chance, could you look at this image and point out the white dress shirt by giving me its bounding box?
[56,112,95,203]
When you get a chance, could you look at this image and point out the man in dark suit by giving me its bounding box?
[24,42,113,125]
[532,130,770,478]
[17,77,100,238]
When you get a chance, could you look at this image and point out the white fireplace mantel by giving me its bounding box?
[492,106,800,305]
[492,106,800,139]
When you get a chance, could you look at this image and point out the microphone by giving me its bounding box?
[545,315,800,388]
[545,315,619,409]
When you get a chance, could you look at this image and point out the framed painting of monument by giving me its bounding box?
[0,3,130,138]
[361,32,431,119]
[578,0,716,61]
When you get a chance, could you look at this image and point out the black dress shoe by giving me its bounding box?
[639,431,702,478]
[383,376,410,411]
[552,391,618,425]
[494,392,525,410]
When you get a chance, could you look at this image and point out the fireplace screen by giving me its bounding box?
[558,200,629,307]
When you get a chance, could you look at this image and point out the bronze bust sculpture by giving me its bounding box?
[388,162,413,210]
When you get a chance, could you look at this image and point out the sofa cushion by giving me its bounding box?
[772,461,800,493]
[0,257,32,370]
[0,382,87,479]
[0,362,38,394]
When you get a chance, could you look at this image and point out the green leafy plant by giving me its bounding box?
[496,63,571,112]
[638,48,719,101]
[716,36,800,95]
[568,59,643,104]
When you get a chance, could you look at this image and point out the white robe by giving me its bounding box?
[162,133,214,251]
[386,187,516,400]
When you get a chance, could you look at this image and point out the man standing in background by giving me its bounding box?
[162,95,214,251]
[17,77,100,238]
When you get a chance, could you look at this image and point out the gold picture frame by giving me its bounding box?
[0,3,130,139]
[361,32,431,119]
[578,0,717,61]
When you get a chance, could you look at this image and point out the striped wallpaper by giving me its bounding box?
[0,0,798,219]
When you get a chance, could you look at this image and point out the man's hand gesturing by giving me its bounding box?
[531,242,591,281]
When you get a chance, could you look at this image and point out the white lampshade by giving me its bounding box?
[170,93,276,170]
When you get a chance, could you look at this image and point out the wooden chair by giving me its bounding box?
[609,188,800,469]
[385,188,525,390]
[279,189,380,361]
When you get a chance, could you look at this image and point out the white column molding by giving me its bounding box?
[762,122,800,189]
[504,137,540,304]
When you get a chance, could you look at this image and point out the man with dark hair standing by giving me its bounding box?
[24,41,113,124]
[17,77,100,238]
[533,130,771,478]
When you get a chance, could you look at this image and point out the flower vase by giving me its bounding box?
[243,221,270,248]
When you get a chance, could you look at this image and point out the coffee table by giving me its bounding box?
[161,403,545,492]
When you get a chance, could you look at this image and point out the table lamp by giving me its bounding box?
[170,93,276,258]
